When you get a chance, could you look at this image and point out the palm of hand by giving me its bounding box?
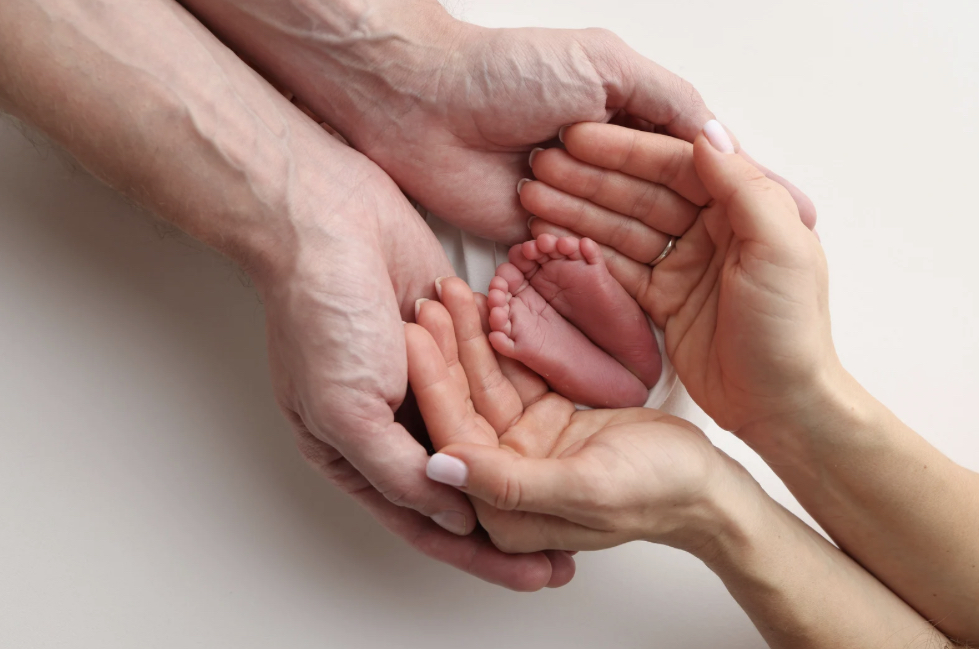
[411,277,723,553]
[646,201,831,435]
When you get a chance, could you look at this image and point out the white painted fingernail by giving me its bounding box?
[529,147,544,167]
[431,510,468,536]
[517,178,531,195]
[703,120,735,154]
[558,125,570,143]
[434,277,445,299]
[414,297,429,320]
[427,453,468,487]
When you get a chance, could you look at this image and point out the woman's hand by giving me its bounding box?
[407,277,745,554]
[522,123,838,452]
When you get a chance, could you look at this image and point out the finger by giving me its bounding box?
[738,148,818,230]
[348,484,567,591]
[545,551,577,588]
[587,32,714,141]
[405,322,496,448]
[693,122,807,250]
[295,418,478,537]
[414,297,470,403]
[478,506,618,553]
[427,445,597,522]
[437,277,526,435]
[527,147,701,233]
[519,180,675,263]
[473,291,491,334]
[497,355,550,409]
[557,124,709,205]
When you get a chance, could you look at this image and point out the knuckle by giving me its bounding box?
[375,471,430,512]
[606,218,634,250]
[493,466,524,512]
[583,27,620,47]
[629,184,663,220]
[486,523,529,554]
[661,146,687,187]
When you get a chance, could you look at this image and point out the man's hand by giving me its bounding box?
[0,0,573,591]
[176,0,815,243]
[257,130,576,590]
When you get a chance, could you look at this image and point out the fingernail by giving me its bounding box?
[434,277,445,299]
[558,125,569,143]
[414,297,429,320]
[529,147,544,167]
[527,215,538,229]
[703,120,735,154]
[427,453,468,487]
[516,178,531,195]
[431,510,468,536]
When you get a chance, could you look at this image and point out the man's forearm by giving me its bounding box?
[700,475,961,648]
[175,0,463,143]
[0,0,351,278]
[742,372,979,643]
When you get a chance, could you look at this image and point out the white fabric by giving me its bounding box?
[426,212,688,414]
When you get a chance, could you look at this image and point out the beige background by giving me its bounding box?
[1,0,977,646]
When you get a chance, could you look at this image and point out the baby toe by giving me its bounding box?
[488,305,512,337]
[579,238,606,266]
[496,262,531,294]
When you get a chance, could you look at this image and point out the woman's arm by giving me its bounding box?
[407,277,962,647]
[519,121,979,639]
[741,372,979,644]
[706,466,964,649]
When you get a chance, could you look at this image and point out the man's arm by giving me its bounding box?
[175,0,816,243]
[0,0,574,591]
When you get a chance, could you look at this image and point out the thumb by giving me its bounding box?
[693,120,804,248]
[426,446,581,519]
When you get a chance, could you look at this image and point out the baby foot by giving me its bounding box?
[487,234,662,408]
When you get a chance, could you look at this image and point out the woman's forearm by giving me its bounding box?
[0,0,350,279]
[741,371,979,644]
[700,471,961,648]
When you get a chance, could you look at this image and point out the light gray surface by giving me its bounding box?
[1,1,977,646]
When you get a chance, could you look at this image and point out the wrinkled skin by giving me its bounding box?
[260,133,574,590]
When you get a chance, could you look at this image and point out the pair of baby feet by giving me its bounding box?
[487,233,661,408]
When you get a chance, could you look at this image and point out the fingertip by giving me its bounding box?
[703,120,735,154]
[545,550,577,588]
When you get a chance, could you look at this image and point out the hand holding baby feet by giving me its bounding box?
[486,233,662,408]
[520,122,835,445]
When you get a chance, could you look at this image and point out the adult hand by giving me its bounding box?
[407,277,742,554]
[0,0,573,591]
[177,0,815,243]
[259,132,575,590]
[520,122,836,452]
